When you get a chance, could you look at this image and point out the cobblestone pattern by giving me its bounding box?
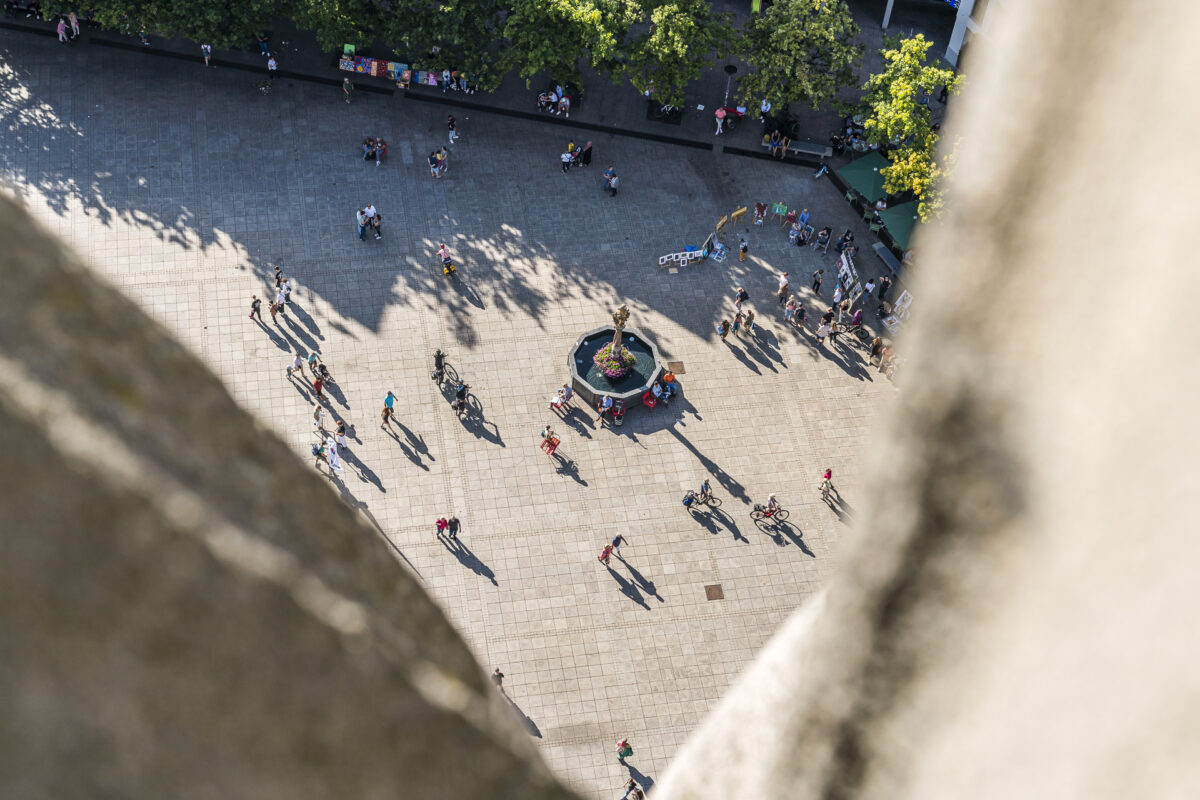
[1,32,895,798]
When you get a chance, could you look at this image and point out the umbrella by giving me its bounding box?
[836,151,890,203]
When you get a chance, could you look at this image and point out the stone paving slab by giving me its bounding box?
[1,30,895,799]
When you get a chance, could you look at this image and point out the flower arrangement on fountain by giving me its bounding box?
[593,341,637,378]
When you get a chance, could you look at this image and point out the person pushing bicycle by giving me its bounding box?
[698,478,712,503]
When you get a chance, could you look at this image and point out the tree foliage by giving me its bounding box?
[738,0,861,110]
[44,0,736,102]
[860,34,962,221]
[618,0,735,106]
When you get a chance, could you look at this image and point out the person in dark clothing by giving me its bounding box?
[580,140,593,166]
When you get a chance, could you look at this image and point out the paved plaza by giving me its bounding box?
[1,32,895,798]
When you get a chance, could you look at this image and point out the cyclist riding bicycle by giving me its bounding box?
[765,493,780,516]
[453,382,470,411]
[682,490,697,508]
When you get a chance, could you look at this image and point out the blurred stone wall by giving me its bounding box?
[654,0,1200,797]
[0,190,578,800]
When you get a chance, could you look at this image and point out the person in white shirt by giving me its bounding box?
[560,152,572,174]
[363,203,376,220]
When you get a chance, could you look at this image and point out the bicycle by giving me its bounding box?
[750,504,788,522]
[653,102,680,119]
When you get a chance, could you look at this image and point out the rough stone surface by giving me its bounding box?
[0,189,577,799]
[654,0,1200,797]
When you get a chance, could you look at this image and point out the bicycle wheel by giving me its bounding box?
[750,509,765,521]
[443,364,459,384]
[704,496,722,508]
[775,509,789,522]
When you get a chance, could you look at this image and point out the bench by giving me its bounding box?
[872,242,902,277]
[761,139,834,159]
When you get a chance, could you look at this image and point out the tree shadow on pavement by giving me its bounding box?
[440,534,498,585]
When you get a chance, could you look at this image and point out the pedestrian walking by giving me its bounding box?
[580,140,593,166]
[744,309,756,333]
[335,418,349,449]
[447,516,459,539]
[267,56,277,80]
[381,405,395,430]
[784,297,796,323]
[714,106,726,135]
[869,336,884,365]
[273,265,283,288]
[282,278,291,304]
[492,668,505,692]
[385,391,396,413]
[732,312,743,335]
[256,33,270,56]
[269,299,280,323]
[738,237,748,262]
[795,303,807,328]
[312,440,328,468]
[733,286,749,310]
[611,533,627,559]
[371,212,383,240]
[598,543,613,566]
[436,147,449,176]
[623,778,645,800]
[829,320,842,344]
[447,114,458,144]
[863,278,876,301]
[275,288,287,316]
[68,11,79,37]
[57,18,68,43]
[356,208,367,240]
[616,739,633,764]
[777,272,790,304]
[313,376,324,399]
[249,294,262,321]
[363,203,376,222]
[717,319,731,340]
[314,405,326,433]
[428,151,440,179]
[832,284,843,307]
[201,43,212,66]
[816,322,831,346]
[287,353,305,379]
[560,151,572,174]
[812,269,824,294]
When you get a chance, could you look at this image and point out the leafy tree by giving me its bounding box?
[618,0,734,107]
[42,0,277,49]
[502,0,639,86]
[378,0,509,91]
[860,34,962,220]
[738,0,861,111]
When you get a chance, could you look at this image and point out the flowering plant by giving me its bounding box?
[593,342,636,378]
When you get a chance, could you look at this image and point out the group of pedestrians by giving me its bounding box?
[356,203,383,240]
[597,533,628,566]
[55,11,80,43]
[559,139,594,173]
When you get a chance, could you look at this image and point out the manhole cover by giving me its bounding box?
[704,584,724,601]
[667,361,685,374]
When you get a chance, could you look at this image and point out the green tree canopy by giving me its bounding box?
[737,0,861,111]
[617,0,735,107]
[860,34,962,221]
